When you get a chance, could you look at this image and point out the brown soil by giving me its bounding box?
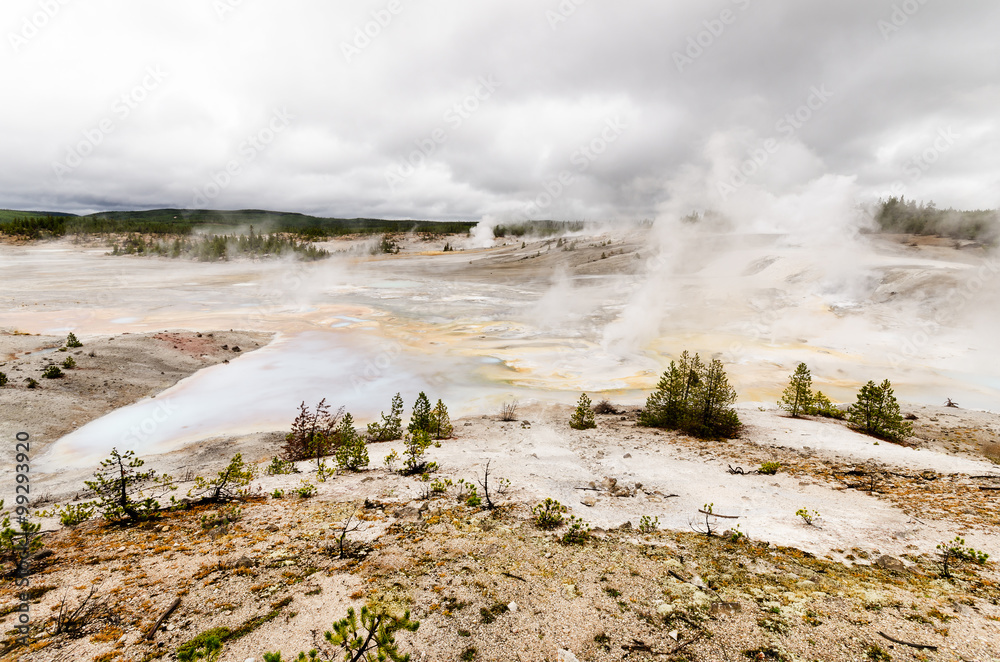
[0,329,272,451]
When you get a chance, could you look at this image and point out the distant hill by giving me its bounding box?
[0,208,477,239]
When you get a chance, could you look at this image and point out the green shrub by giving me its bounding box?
[263,606,418,662]
[296,482,316,498]
[187,454,257,503]
[62,356,76,369]
[937,536,989,578]
[65,332,83,348]
[1,499,44,566]
[26,377,38,389]
[796,508,819,526]
[570,393,597,430]
[42,365,63,379]
[638,515,659,534]
[402,429,435,475]
[383,449,400,472]
[866,644,892,662]
[758,461,781,475]
[271,489,284,499]
[265,456,299,475]
[201,504,241,529]
[532,498,567,529]
[55,502,95,526]
[811,391,845,419]
[0,372,7,387]
[562,516,591,544]
[176,628,224,662]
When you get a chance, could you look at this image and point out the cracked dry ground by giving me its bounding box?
[2,481,999,662]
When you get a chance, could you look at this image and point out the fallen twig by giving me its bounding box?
[697,509,739,519]
[877,630,937,651]
[727,465,756,475]
[622,632,705,656]
[979,486,1000,491]
[574,487,603,491]
[144,597,182,640]
[501,571,527,582]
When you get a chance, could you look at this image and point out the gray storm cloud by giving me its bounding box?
[0,0,998,217]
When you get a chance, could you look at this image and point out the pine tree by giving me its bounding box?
[283,399,343,464]
[335,413,369,471]
[691,358,741,439]
[779,362,814,417]
[848,379,913,442]
[368,392,404,441]
[811,391,845,419]
[408,392,432,434]
[430,399,453,439]
[639,351,702,430]
[639,351,741,439]
[85,449,174,522]
[65,332,83,348]
[570,393,597,430]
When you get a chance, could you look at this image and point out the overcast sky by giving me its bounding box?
[1,1,997,219]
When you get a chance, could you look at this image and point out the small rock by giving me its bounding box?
[232,346,241,352]
[624,453,632,458]
[668,629,680,640]
[508,601,518,613]
[875,555,907,573]
[710,601,742,616]
[221,344,229,350]
[618,521,633,530]
[166,624,174,631]
[394,506,420,520]
[117,546,126,553]
[264,523,280,532]
[581,496,597,507]
[464,422,473,426]
[234,555,255,568]
[557,650,580,662]
[657,603,675,617]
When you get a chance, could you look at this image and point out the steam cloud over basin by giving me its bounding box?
[3,221,999,471]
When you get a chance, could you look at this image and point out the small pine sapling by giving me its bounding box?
[532,498,567,529]
[335,413,369,471]
[570,393,597,430]
[85,448,175,522]
[796,507,820,526]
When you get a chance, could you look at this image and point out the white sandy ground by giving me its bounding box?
[26,401,1000,567]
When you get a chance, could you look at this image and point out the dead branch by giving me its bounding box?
[878,630,938,651]
[501,571,527,582]
[144,597,182,640]
[697,509,739,519]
